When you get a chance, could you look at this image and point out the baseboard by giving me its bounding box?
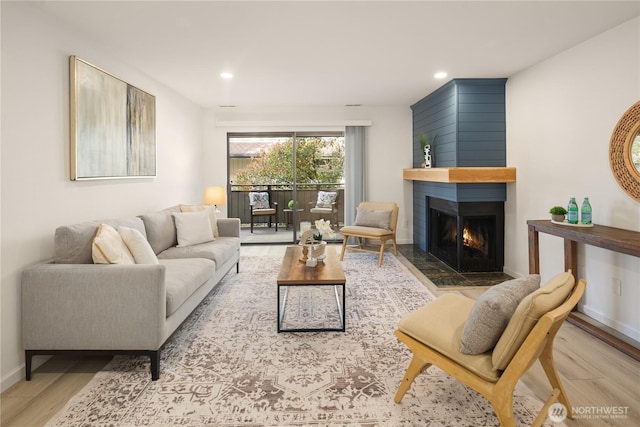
[1,355,50,393]
[580,304,640,342]
[502,266,521,278]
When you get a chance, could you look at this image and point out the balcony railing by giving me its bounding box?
[229,183,345,227]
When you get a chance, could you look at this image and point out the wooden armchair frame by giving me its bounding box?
[339,202,399,267]
[394,278,586,427]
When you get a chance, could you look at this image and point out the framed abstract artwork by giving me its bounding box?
[70,56,156,180]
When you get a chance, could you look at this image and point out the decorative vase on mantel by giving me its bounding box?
[423,144,432,168]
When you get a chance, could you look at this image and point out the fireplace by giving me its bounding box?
[428,197,504,272]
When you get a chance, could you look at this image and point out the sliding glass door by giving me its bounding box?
[228,132,344,244]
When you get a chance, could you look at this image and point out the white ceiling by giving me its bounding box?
[35,1,640,108]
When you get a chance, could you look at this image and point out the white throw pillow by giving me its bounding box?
[118,226,159,264]
[173,209,214,247]
[180,204,219,237]
[92,223,135,264]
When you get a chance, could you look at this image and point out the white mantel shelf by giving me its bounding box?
[403,167,516,183]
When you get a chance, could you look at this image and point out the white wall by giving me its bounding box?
[1,3,205,391]
[505,18,640,340]
[204,105,414,242]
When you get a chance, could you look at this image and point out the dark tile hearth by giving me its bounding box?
[397,244,513,288]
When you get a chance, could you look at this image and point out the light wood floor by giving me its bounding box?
[2,245,638,426]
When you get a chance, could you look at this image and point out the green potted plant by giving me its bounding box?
[549,206,568,222]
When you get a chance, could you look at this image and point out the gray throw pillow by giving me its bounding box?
[353,208,392,230]
[460,274,541,355]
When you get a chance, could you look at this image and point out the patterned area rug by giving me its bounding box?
[46,252,559,426]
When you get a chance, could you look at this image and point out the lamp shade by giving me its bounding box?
[204,186,227,205]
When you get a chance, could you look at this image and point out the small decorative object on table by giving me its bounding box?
[567,197,579,224]
[313,219,336,261]
[549,206,568,222]
[580,197,592,224]
[298,229,315,263]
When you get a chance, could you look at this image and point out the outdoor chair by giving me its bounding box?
[249,191,278,233]
[339,201,398,267]
[309,190,339,228]
[394,271,586,427]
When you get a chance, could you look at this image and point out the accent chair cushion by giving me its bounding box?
[460,274,541,355]
[316,191,337,208]
[398,294,500,382]
[92,223,135,264]
[173,210,214,247]
[180,204,219,237]
[353,208,392,230]
[119,226,159,265]
[492,271,575,370]
[249,192,270,209]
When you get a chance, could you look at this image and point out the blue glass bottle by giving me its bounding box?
[581,197,592,224]
[567,197,579,224]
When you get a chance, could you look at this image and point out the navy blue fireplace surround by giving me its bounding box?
[411,78,507,272]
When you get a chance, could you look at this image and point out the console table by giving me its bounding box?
[527,220,640,361]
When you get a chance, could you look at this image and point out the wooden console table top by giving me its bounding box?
[527,219,640,259]
[527,219,640,361]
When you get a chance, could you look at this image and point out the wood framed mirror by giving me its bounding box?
[610,100,640,201]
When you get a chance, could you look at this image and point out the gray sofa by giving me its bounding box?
[21,206,240,381]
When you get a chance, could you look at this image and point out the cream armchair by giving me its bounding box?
[339,201,398,267]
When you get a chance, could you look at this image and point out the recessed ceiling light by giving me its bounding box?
[434,71,448,79]
[220,72,234,79]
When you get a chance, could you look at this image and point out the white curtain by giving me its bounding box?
[344,126,367,226]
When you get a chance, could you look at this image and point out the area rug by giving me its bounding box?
[46,252,559,426]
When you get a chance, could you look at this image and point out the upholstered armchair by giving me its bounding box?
[339,201,398,267]
[394,271,586,427]
[248,191,278,233]
[308,190,339,228]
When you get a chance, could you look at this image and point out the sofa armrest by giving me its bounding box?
[217,218,240,237]
[22,262,166,351]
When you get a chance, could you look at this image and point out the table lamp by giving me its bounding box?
[205,186,227,214]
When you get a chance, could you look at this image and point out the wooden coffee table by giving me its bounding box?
[277,245,346,332]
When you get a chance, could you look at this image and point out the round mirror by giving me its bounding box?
[632,131,640,174]
[610,101,640,201]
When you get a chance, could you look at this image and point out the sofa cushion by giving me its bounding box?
[55,217,146,264]
[158,236,239,267]
[174,210,214,247]
[460,274,541,355]
[119,226,159,265]
[398,294,499,382]
[492,271,575,370]
[161,258,216,316]
[139,206,180,254]
[180,204,219,237]
[92,224,135,265]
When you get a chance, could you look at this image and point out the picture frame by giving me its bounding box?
[70,56,156,180]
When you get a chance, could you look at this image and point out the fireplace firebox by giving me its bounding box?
[428,197,504,272]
